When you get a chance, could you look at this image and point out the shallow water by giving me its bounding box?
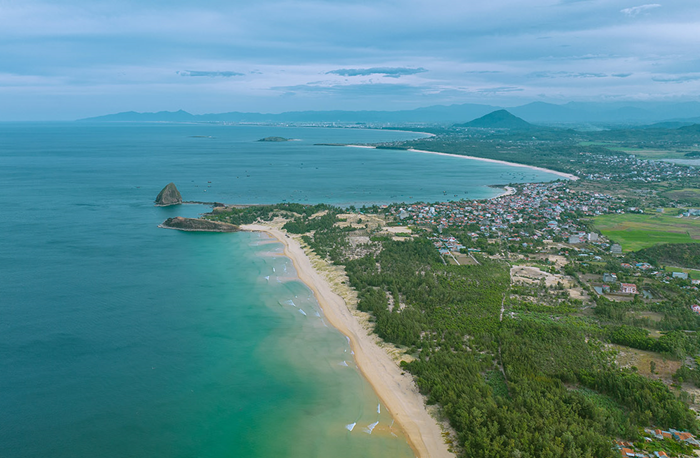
[0,123,562,458]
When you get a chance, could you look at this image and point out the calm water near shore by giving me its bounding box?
[0,123,562,458]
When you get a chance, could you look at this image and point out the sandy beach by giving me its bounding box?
[492,185,516,199]
[240,224,453,458]
[345,145,579,181]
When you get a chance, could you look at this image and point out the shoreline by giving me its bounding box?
[492,185,516,199]
[240,224,453,458]
[345,145,579,181]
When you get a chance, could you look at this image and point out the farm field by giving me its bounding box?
[593,213,700,251]
[577,141,699,160]
[662,188,700,206]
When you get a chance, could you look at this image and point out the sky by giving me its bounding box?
[1,0,699,120]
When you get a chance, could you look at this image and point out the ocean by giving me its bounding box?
[0,123,562,458]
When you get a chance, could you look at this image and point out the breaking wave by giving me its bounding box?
[364,421,379,434]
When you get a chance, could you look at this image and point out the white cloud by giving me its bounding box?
[620,4,661,17]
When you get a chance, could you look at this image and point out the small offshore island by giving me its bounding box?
[258,136,291,142]
[154,182,183,206]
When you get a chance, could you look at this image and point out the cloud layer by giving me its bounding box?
[326,67,427,78]
[0,0,699,119]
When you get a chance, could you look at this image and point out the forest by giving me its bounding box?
[288,211,700,458]
[202,200,700,457]
[629,243,700,270]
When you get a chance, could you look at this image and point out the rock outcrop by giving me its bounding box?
[160,217,239,232]
[155,183,182,206]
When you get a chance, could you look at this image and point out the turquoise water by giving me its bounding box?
[0,123,562,458]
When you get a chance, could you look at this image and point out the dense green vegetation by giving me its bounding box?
[199,130,700,455]
[286,211,700,457]
[607,325,699,357]
[631,243,700,269]
[204,203,334,225]
[593,213,700,251]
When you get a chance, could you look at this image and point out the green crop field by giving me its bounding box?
[593,213,700,251]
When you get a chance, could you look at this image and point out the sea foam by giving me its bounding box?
[365,421,379,434]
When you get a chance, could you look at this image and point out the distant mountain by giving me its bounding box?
[455,110,534,130]
[85,109,197,122]
[678,124,700,133]
[639,121,692,129]
[80,104,502,124]
[79,101,700,125]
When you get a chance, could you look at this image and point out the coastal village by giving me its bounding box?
[363,154,700,458]
[199,144,700,457]
[196,133,700,458]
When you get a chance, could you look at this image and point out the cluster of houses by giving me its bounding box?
[581,153,698,183]
[615,429,700,457]
[430,236,465,255]
[645,429,700,446]
[594,272,638,296]
[621,262,654,271]
[393,182,623,241]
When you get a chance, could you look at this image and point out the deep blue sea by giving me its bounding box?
[0,123,562,458]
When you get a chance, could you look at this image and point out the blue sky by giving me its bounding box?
[1,0,699,120]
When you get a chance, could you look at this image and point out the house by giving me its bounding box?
[611,244,623,254]
[672,271,689,280]
[673,431,693,441]
[594,285,611,295]
[603,273,618,283]
[587,232,599,242]
[620,283,637,294]
[568,235,582,244]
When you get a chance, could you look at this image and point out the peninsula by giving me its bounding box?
[160,216,238,232]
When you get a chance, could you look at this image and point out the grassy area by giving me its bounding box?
[593,213,700,251]
[604,147,693,160]
[664,266,700,280]
[577,141,699,159]
[663,188,700,206]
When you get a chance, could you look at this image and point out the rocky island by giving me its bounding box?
[155,182,183,206]
[257,136,290,142]
[159,217,238,232]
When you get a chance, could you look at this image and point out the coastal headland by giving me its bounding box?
[240,223,454,458]
[160,216,239,232]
